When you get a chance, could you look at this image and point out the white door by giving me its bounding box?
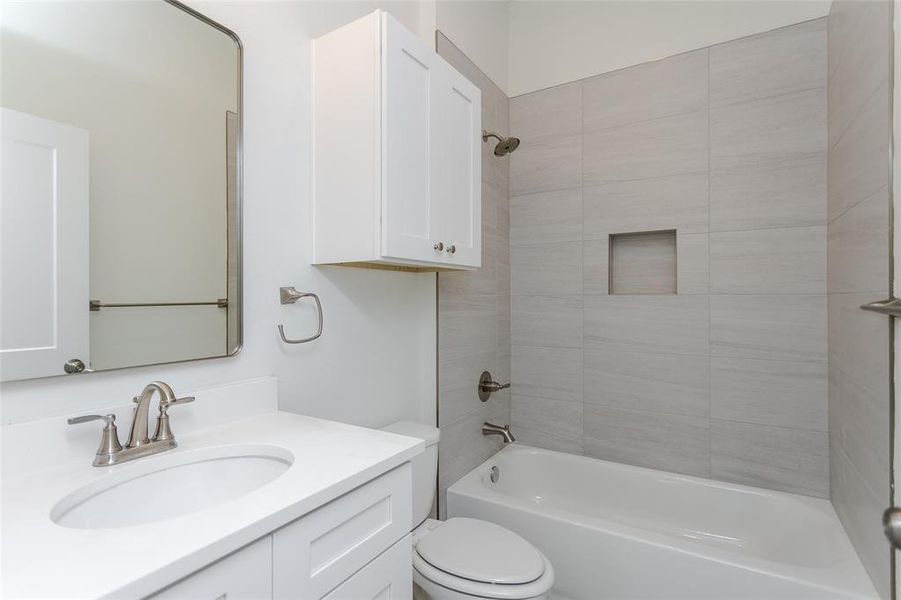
[432,59,481,268]
[0,108,89,381]
[381,13,444,265]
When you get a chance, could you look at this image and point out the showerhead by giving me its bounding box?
[483,131,520,156]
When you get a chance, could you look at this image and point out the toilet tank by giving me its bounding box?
[381,421,440,526]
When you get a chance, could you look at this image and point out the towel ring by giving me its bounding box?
[277,287,323,344]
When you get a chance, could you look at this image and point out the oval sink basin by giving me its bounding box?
[51,444,293,529]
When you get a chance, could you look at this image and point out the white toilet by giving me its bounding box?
[381,421,555,600]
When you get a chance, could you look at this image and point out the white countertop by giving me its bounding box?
[1,410,424,599]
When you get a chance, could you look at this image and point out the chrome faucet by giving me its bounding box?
[482,422,516,443]
[68,381,194,466]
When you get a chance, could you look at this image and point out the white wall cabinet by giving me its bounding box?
[312,10,481,271]
[146,464,413,600]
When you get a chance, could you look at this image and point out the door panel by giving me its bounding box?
[1,108,89,380]
[320,536,411,600]
[432,60,481,268]
[381,13,440,264]
[149,537,272,600]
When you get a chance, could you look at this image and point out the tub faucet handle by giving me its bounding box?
[478,370,510,401]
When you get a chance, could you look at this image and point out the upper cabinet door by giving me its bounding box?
[0,108,90,380]
[381,13,443,265]
[312,10,481,271]
[432,60,481,268]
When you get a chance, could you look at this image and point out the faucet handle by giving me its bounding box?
[165,396,195,408]
[478,371,511,401]
[68,413,115,426]
[67,413,123,464]
[152,396,194,443]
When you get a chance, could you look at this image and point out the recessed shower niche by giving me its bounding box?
[608,230,677,295]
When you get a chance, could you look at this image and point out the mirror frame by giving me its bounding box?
[91,0,245,374]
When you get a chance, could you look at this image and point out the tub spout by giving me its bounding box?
[482,422,515,443]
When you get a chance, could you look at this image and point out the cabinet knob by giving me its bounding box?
[433,242,444,251]
[446,244,456,254]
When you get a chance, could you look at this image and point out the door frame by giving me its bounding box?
[891,0,899,596]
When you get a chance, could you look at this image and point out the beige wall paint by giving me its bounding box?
[435,0,511,94]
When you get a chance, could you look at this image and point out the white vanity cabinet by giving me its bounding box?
[148,537,273,600]
[321,536,411,600]
[272,463,412,598]
[147,464,413,600]
[312,10,481,271]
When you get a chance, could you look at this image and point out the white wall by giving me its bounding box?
[507,0,831,96]
[0,1,437,431]
[435,0,510,94]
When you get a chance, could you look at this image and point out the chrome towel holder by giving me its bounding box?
[277,287,323,344]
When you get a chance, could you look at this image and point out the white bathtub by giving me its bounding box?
[447,445,877,600]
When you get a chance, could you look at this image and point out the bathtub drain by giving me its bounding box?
[489,465,500,483]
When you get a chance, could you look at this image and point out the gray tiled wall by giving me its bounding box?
[436,33,511,516]
[828,1,892,597]
[509,19,830,497]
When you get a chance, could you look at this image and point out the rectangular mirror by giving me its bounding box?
[0,0,242,381]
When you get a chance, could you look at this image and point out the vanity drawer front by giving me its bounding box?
[148,536,273,600]
[273,463,412,599]
[321,535,411,600]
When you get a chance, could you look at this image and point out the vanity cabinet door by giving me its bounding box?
[148,536,272,600]
[272,464,412,599]
[321,535,412,600]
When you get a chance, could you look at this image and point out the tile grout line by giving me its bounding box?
[827,66,890,153]
[578,83,824,138]
[515,338,828,362]
[514,81,824,196]
[827,182,891,226]
[510,223,828,251]
[574,400,830,436]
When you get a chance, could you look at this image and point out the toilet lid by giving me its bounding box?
[415,518,545,585]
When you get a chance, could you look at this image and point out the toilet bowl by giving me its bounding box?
[380,421,555,600]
